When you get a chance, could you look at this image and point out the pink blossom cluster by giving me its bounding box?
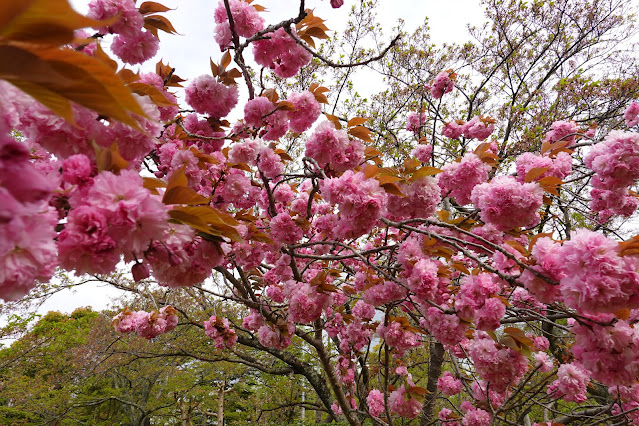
[461,403,491,426]
[610,385,639,425]
[363,280,407,306]
[204,315,238,349]
[253,27,312,78]
[352,300,375,320]
[438,371,463,395]
[518,237,564,303]
[463,116,495,141]
[58,170,169,275]
[386,177,440,221]
[366,389,385,417]
[442,120,465,139]
[454,273,503,327]
[543,120,578,145]
[584,130,639,222]
[403,257,449,302]
[439,408,461,426]
[227,138,284,179]
[376,320,421,355]
[287,91,322,133]
[287,281,331,324]
[388,383,422,419]
[515,151,572,183]
[411,144,433,163]
[112,306,178,340]
[88,0,158,64]
[213,0,265,49]
[244,97,289,140]
[430,71,455,98]
[421,307,468,348]
[257,320,295,350]
[320,170,387,239]
[572,318,639,386]
[185,75,239,118]
[546,363,589,403]
[0,125,57,301]
[558,229,639,314]
[305,121,364,172]
[625,102,639,127]
[470,176,543,230]
[468,332,529,393]
[146,228,225,288]
[438,153,490,205]
[406,112,427,133]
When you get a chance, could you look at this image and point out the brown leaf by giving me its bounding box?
[1,45,146,128]
[411,166,442,181]
[347,116,368,127]
[348,125,372,143]
[363,164,379,179]
[325,113,342,130]
[381,182,405,197]
[162,186,209,205]
[220,51,232,70]
[139,1,172,15]
[128,82,176,107]
[538,176,563,196]
[0,0,112,45]
[524,167,549,183]
[144,14,178,34]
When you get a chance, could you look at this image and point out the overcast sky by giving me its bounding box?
[38,0,486,315]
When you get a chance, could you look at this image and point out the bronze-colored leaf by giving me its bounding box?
[139,1,172,15]
[347,116,368,127]
[144,14,178,34]
[0,0,113,45]
[524,166,549,183]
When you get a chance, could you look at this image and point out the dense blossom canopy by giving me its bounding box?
[2,0,639,424]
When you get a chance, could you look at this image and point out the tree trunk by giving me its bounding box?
[217,381,226,426]
[420,341,445,426]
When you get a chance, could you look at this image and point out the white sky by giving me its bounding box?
[38,0,485,314]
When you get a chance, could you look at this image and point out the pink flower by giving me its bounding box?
[111,30,159,65]
[204,316,238,349]
[430,70,455,98]
[185,75,239,118]
[287,91,322,132]
[320,170,387,239]
[463,116,495,141]
[438,153,490,205]
[253,27,312,78]
[442,120,465,139]
[470,176,543,230]
[515,151,572,183]
[422,307,468,347]
[438,371,463,396]
[625,101,639,127]
[288,282,330,324]
[547,363,589,402]
[61,154,93,185]
[385,176,440,221]
[213,0,265,49]
[388,385,421,419]
[411,144,433,162]
[88,0,143,37]
[352,300,375,321]
[559,229,639,314]
[367,389,385,417]
[406,112,427,133]
[244,97,289,140]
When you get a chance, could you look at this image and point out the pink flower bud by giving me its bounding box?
[132,262,150,282]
